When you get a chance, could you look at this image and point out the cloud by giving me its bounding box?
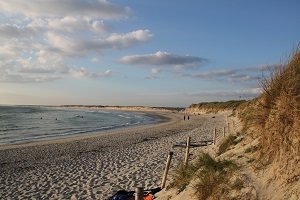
[146,68,161,79]
[46,29,152,56]
[66,68,112,79]
[0,24,36,39]
[183,68,262,83]
[120,51,207,68]
[0,72,61,83]
[0,1,151,83]
[0,0,130,19]
[245,64,282,71]
[186,87,262,100]
[46,17,108,33]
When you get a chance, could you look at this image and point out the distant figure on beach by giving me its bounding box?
[40,117,42,119]
[188,116,190,120]
[184,116,185,120]
[55,118,58,120]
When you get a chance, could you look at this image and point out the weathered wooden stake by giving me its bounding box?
[184,137,191,166]
[161,151,173,189]
[223,127,226,137]
[227,122,230,134]
[213,128,217,145]
[135,187,144,200]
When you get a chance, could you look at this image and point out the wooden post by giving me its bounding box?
[227,122,230,134]
[184,137,191,166]
[223,127,226,137]
[161,152,173,189]
[135,187,144,200]
[213,128,217,145]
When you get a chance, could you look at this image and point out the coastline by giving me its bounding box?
[0,109,171,150]
[0,111,226,199]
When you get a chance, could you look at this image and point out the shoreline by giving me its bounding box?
[0,111,226,199]
[0,110,173,150]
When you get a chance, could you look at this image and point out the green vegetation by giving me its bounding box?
[168,163,198,192]
[169,153,237,199]
[189,100,247,113]
[193,153,237,200]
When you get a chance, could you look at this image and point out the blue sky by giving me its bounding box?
[0,0,299,107]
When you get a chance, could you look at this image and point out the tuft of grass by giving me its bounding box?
[218,135,237,155]
[168,163,198,192]
[193,153,237,200]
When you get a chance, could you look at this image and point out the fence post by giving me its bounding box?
[161,151,173,189]
[213,128,217,145]
[184,137,191,166]
[227,122,230,134]
[135,187,144,200]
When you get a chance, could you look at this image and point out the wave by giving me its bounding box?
[118,114,132,119]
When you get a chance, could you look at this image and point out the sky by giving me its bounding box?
[0,0,299,107]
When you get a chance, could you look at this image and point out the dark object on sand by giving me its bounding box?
[212,116,215,118]
[110,187,161,200]
[111,190,134,200]
[188,116,190,120]
[184,116,185,120]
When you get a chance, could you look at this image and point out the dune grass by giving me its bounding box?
[242,47,300,167]
[193,153,237,199]
[169,153,237,199]
[188,100,247,113]
[217,135,237,155]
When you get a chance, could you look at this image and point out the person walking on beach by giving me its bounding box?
[188,116,190,120]
[184,116,185,121]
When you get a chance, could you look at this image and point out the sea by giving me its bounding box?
[0,105,161,145]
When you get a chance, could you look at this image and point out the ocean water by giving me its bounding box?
[0,106,160,145]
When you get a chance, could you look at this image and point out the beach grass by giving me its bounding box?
[188,100,247,113]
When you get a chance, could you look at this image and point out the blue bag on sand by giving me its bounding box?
[111,190,134,200]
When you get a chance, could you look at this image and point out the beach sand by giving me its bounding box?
[0,111,226,199]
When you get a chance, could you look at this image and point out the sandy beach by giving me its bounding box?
[0,111,226,200]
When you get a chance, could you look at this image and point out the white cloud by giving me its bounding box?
[66,68,112,79]
[104,29,153,49]
[146,68,161,79]
[46,17,108,33]
[0,1,152,83]
[0,0,130,19]
[120,51,207,68]
[45,29,153,56]
[151,68,161,75]
[91,57,99,62]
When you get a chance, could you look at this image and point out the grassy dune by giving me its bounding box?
[164,47,299,200]
[240,47,300,178]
